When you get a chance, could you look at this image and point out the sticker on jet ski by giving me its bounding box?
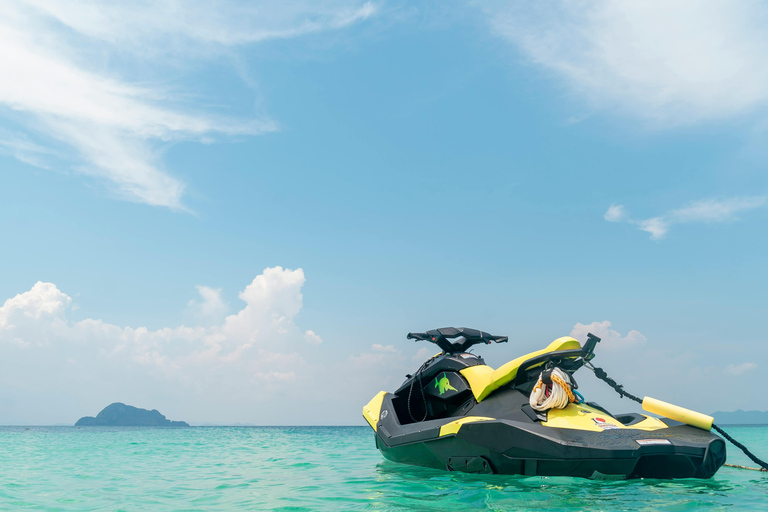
[592,417,621,430]
[434,372,458,395]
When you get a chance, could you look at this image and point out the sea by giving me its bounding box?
[0,425,766,511]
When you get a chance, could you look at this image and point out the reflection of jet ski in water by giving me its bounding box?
[363,328,729,479]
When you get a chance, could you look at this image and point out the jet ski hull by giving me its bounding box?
[364,330,727,479]
[371,393,726,479]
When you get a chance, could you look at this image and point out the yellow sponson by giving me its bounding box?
[362,391,387,432]
[439,416,495,437]
[642,396,713,431]
[543,403,624,431]
[543,403,671,432]
[460,336,582,403]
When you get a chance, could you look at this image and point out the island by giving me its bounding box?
[75,402,189,427]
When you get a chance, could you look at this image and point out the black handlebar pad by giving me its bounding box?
[407,327,508,354]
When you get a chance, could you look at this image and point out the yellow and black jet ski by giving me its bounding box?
[363,327,726,479]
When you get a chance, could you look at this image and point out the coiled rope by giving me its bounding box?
[530,368,577,411]
[587,363,768,472]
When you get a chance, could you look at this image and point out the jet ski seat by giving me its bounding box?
[460,336,582,402]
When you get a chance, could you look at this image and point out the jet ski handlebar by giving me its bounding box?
[407,327,508,354]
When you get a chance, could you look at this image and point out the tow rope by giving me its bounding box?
[587,363,768,473]
[530,368,577,411]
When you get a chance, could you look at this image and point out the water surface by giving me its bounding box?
[0,425,765,511]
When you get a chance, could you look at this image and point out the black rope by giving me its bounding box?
[407,363,428,423]
[590,366,644,405]
[712,424,768,471]
[588,364,768,472]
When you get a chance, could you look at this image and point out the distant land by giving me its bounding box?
[75,403,189,427]
[711,409,768,425]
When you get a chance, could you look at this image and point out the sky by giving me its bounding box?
[1,0,768,425]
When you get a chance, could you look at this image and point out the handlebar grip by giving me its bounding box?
[493,336,509,343]
[407,332,429,341]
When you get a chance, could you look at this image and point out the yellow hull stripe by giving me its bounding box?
[439,416,495,437]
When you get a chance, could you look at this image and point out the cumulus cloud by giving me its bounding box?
[188,286,227,321]
[0,1,376,208]
[0,267,424,425]
[0,281,71,328]
[0,267,324,424]
[303,330,323,345]
[481,0,768,125]
[570,320,647,348]
[605,196,766,240]
[567,320,768,414]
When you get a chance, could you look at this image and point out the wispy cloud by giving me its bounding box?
[24,0,377,48]
[603,204,626,222]
[1,1,376,209]
[605,196,767,240]
[670,197,768,223]
[479,0,768,125]
[723,362,757,376]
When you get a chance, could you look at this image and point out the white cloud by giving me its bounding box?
[570,320,647,348]
[723,362,757,376]
[0,267,432,425]
[481,0,768,125]
[349,343,404,367]
[24,0,377,48]
[304,330,323,345]
[372,343,398,352]
[188,285,227,320]
[0,281,71,329]
[0,1,376,208]
[567,321,768,414]
[0,267,322,424]
[412,346,433,362]
[670,197,767,223]
[605,196,766,239]
[637,217,669,241]
[603,204,625,222]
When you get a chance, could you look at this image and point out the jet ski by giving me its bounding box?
[362,327,726,479]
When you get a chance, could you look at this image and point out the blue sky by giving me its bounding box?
[1,0,767,425]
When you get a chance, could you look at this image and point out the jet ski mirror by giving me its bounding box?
[407,327,508,354]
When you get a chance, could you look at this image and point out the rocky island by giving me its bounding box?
[75,402,189,427]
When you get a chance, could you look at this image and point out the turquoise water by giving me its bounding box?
[0,426,766,511]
